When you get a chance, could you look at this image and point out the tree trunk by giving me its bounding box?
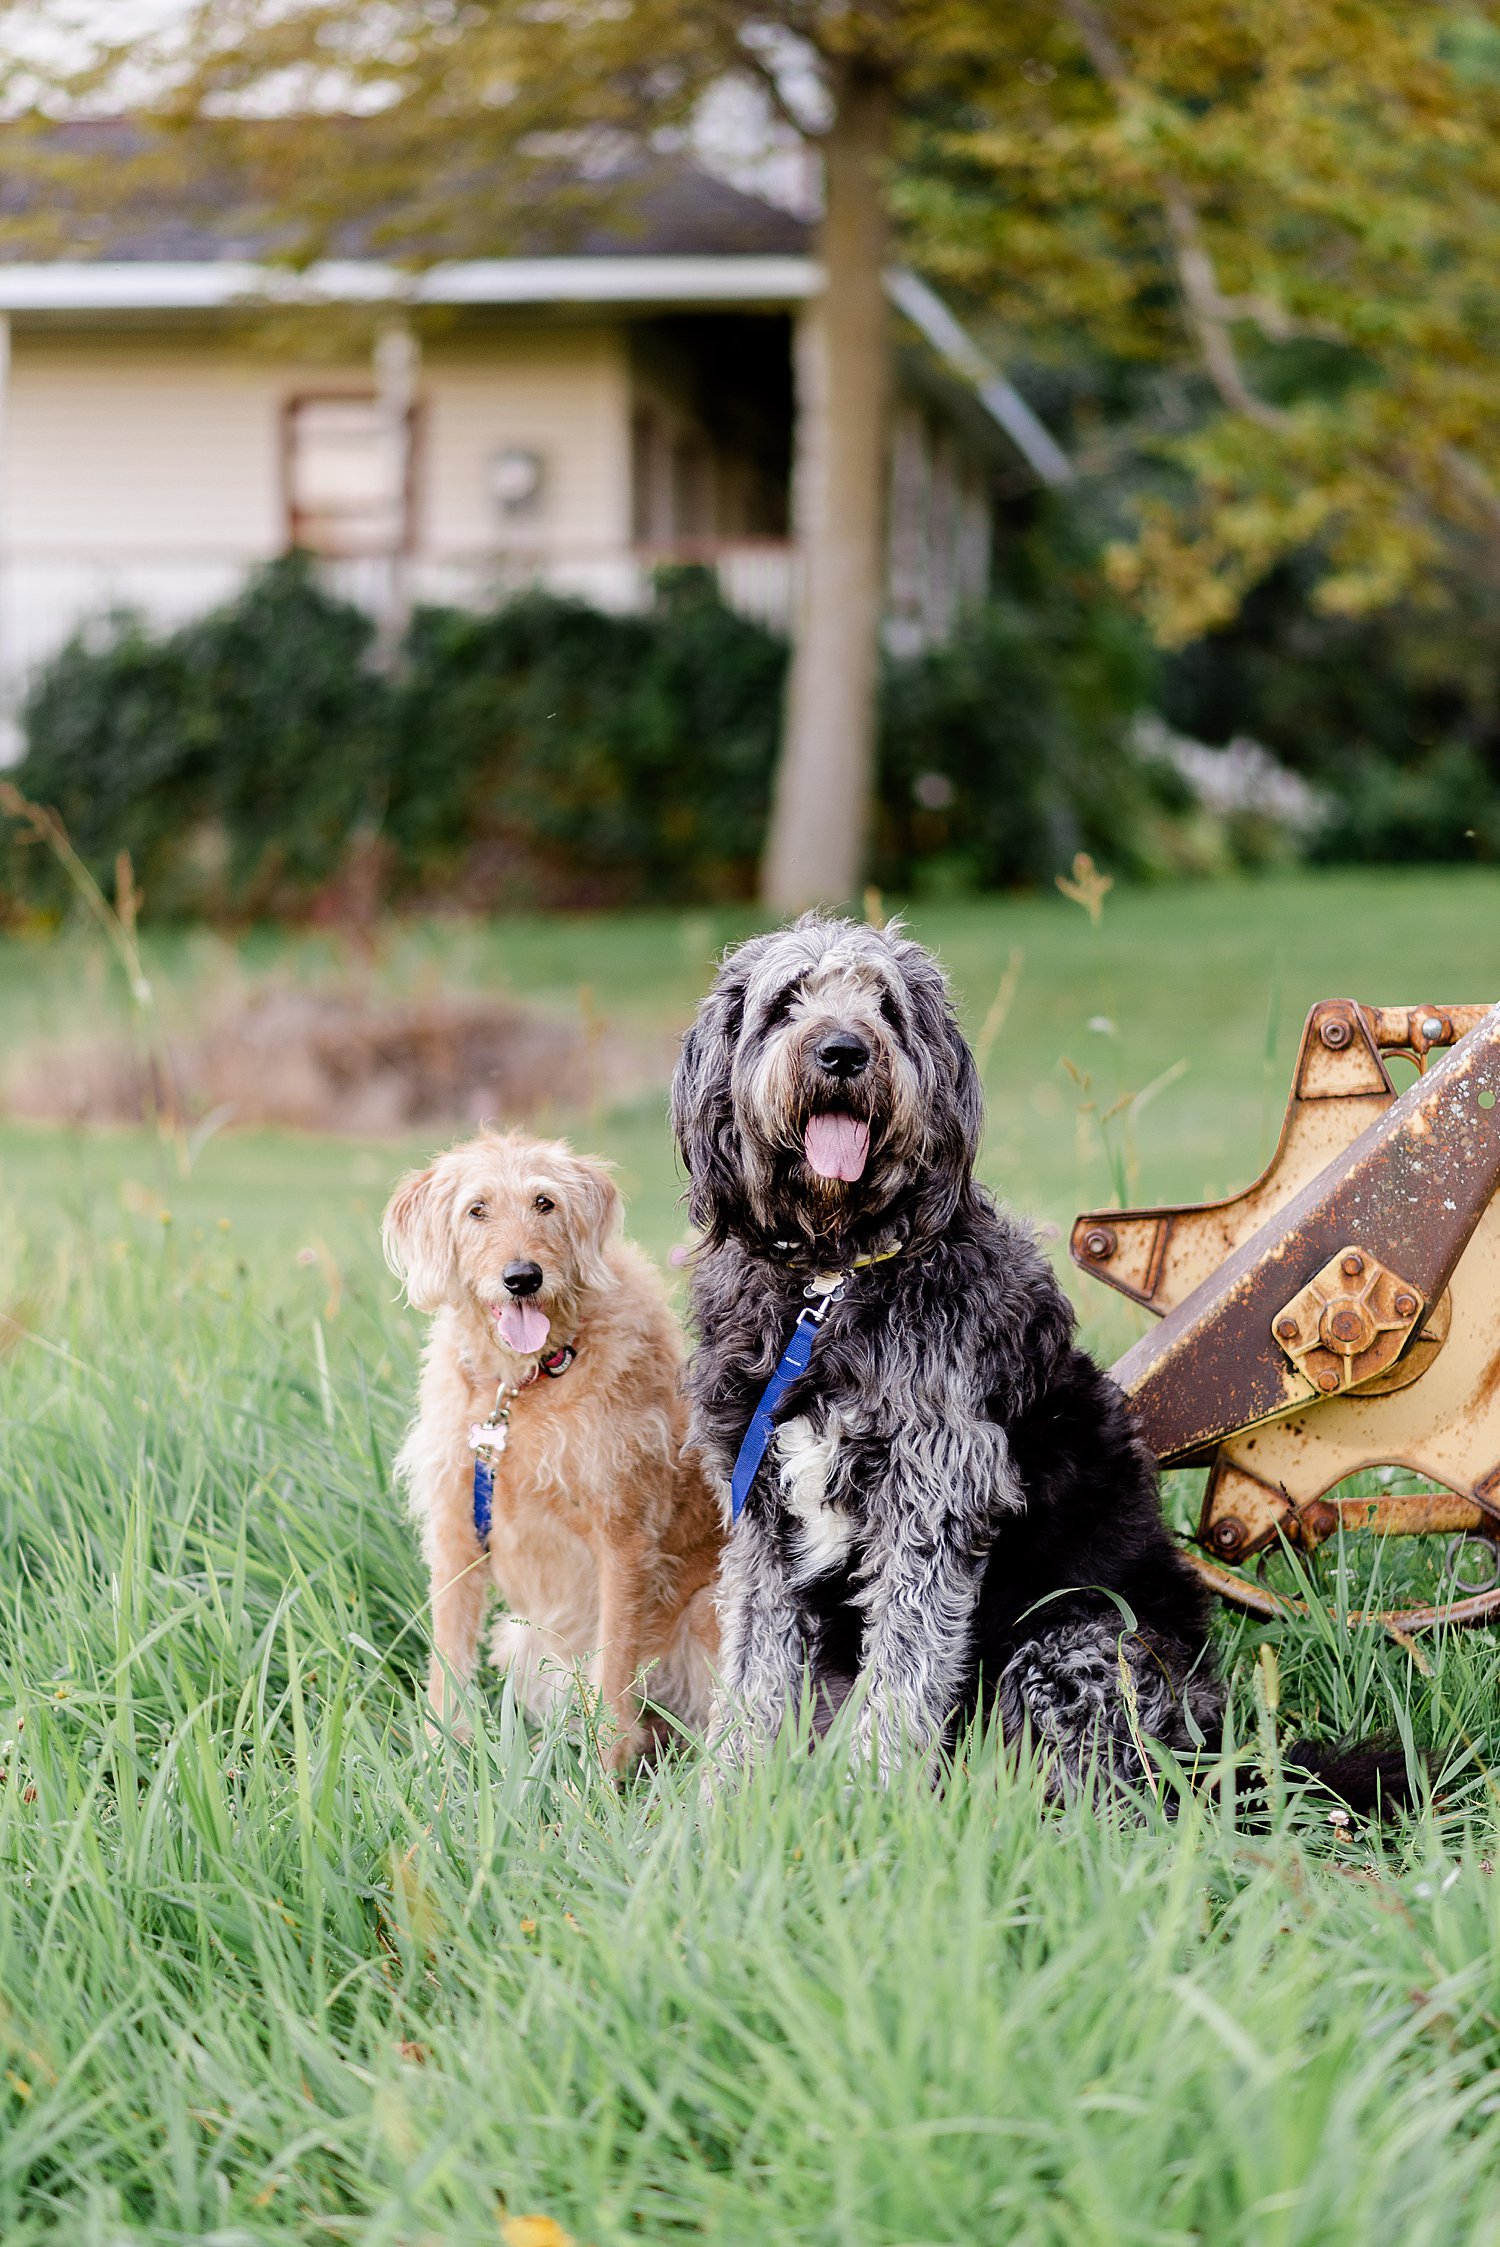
[762,58,893,912]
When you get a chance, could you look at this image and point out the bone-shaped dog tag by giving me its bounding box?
[469,1420,509,1459]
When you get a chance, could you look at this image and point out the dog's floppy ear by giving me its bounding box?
[895,936,983,1202]
[382,1164,456,1311]
[939,1010,985,1171]
[670,976,746,1246]
[565,1150,622,1292]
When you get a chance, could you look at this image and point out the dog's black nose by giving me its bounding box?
[502,1261,544,1297]
[816,1030,870,1079]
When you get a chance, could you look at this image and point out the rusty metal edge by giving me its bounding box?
[1186,1552,1500,1630]
[1068,999,1386,1299]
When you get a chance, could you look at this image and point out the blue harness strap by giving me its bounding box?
[472,1456,495,1543]
[728,1307,824,1523]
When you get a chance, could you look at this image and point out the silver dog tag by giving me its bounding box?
[469,1420,509,1460]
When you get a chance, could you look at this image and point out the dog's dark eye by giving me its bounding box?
[762,981,800,1029]
[467,1201,487,1221]
[879,989,903,1030]
[534,1195,555,1214]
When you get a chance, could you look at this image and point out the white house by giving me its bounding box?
[0,152,1069,742]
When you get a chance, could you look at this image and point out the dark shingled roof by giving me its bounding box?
[0,121,811,263]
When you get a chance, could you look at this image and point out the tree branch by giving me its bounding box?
[1440,445,1500,538]
[1059,0,1290,431]
[735,26,829,142]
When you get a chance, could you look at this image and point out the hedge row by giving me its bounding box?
[10,555,1219,918]
[60,541,1500,919]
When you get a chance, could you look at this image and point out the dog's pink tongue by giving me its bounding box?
[804,1112,870,1182]
[495,1300,551,1353]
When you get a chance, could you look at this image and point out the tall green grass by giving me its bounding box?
[3,874,1500,2239]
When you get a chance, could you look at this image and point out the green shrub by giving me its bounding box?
[13,611,198,909]
[1311,742,1500,863]
[874,593,1177,893]
[1160,564,1500,864]
[16,556,391,916]
[6,554,1260,921]
[389,568,785,906]
[175,553,392,906]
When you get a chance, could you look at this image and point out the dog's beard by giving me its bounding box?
[734,1033,924,1240]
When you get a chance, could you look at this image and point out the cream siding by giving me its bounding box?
[420,326,631,557]
[7,333,288,559]
[0,319,637,707]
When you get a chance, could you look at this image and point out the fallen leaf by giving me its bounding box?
[501,2218,576,2247]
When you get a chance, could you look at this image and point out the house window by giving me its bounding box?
[284,394,413,557]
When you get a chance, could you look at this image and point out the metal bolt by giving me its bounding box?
[1276,1316,1300,1341]
[1420,1015,1445,1042]
[1394,1292,1418,1319]
[1321,1018,1352,1049]
[1083,1226,1116,1261]
[1341,1252,1364,1278]
[1318,1369,1341,1394]
[1328,1307,1364,1344]
[1211,1517,1244,1555]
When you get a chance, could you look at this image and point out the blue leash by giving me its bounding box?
[728,1273,849,1523]
[473,1455,496,1544]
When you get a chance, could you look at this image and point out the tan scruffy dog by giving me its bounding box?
[383,1131,722,1765]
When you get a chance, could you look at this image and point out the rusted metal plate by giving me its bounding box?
[1271,1244,1425,1398]
[1111,1001,1500,1464]
[1205,1182,1500,1537]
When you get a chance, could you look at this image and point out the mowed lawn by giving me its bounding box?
[2,871,1500,2242]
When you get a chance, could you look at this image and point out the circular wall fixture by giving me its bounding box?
[489,447,546,516]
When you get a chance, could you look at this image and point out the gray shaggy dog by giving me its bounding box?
[671,911,1223,1794]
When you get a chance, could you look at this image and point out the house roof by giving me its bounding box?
[0,130,818,311]
[0,253,817,313]
[0,123,810,264]
[0,125,1071,486]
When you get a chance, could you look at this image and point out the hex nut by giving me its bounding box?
[1321,1018,1353,1049]
[1211,1517,1245,1554]
[1394,1292,1418,1318]
[1083,1226,1116,1261]
[1341,1252,1364,1277]
[1276,1316,1300,1341]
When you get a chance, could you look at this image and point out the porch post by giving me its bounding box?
[374,317,419,661]
[0,315,15,763]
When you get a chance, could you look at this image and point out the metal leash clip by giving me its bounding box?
[802,1271,849,1324]
[468,1383,518,1462]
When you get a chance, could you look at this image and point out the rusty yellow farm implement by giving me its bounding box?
[1073,998,1500,1629]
